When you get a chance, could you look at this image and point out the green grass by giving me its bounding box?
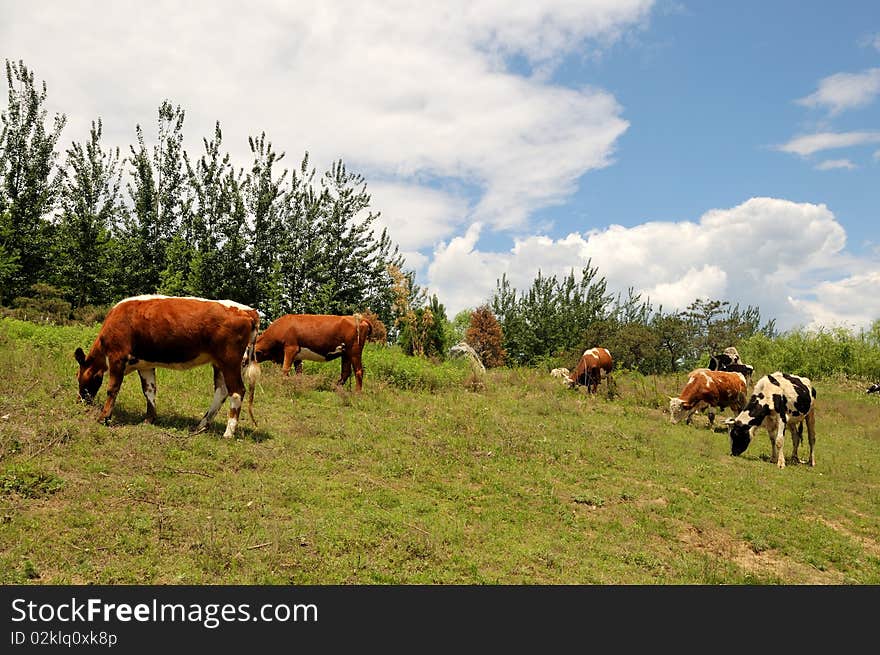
[1,317,878,584]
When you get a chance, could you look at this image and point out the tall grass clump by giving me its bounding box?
[364,346,471,391]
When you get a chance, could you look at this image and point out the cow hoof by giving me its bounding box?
[190,424,208,436]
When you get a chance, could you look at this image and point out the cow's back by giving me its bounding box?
[680,368,746,407]
[101,297,257,362]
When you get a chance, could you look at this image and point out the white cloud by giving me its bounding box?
[776,131,880,156]
[788,272,880,331]
[814,159,856,171]
[796,68,880,115]
[367,182,468,254]
[0,1,650,232]
[426,197,876,331]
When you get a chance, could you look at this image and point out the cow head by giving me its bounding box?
[668,397,688,424]
[74,347,104,404]
[725,417,752,456]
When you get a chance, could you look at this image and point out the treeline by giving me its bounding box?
[0,60,414,330]
[486,262,778,374]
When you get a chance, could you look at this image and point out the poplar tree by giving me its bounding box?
[0,59,67,303]
[123,100,187,295]
[52,118,124,308]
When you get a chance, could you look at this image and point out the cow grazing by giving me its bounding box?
[550,367,570,384]
[254,313,372,391]
[568,347,613,394]
[867,383,880,394]
[669,369,747,428]
[74,295,261,438]
[725,372,817,468]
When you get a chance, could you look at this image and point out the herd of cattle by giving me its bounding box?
[74,294,876,470]
[553,345,818,469]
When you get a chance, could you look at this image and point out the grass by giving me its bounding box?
[1,317,878,584]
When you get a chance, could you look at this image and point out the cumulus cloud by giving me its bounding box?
[776,131,880,156]
[796,68,880,115]
[814,159,857,170]
[0,0,650,234]
[788,272,880,331]
[426,197,875,331]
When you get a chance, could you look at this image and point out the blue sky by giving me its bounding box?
[2,1,878,329]
[539,1,880,250]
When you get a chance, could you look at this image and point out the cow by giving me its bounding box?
[867,383,880,394]
[74,295,261,438]
[254,313,372,391]
[568,347,613,394]
[725,372,817,468]
[669,369,748,428]
[708,347,754,386]
[550,367,570,383]
[708,347,741,371]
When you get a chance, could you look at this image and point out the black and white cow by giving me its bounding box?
[725,372,816,468]
[708,347,755,386]
[867,383,880,394]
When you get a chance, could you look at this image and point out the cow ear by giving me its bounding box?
[74,347,86,366]
[724,417,736,425]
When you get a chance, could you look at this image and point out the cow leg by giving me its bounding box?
[707,410,715,429]
[771,420,786,468]
[789,421,803,465]
[338,356,352,388]
[193,366,228,435]
[281,345,299,377]
[294,360,303,376]
[138,368,158,424]
[352,353,364,392]
[805,410,816,467]
[97,360,126,425]
[221,366,246,439]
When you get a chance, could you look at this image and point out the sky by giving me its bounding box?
[2,1,879,331]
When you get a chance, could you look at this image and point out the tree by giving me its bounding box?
[490,262,611,365]
[52,119,124,308]
[122,100,187,296]
[466,305,506,368]
[182,121,249,302]
[246,132,290,320]
[0,59,67,304]
[651,308,692,372]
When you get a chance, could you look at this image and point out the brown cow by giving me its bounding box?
[568,347,613,394]
[254,313,373,391]
[669,368,747,428]
[74,295,261,438]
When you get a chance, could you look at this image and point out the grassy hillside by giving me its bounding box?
[1,318,878,584]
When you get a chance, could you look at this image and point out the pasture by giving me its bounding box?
[1,318,878,584]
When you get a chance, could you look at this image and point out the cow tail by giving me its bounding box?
[353,312,364,346]
[245,324,261,426]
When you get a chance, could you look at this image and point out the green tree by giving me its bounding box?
[122,100,187,296]
[0,59,67,304]
[52,119,124,308]
[246,132,290,319]
[183,121,249,302]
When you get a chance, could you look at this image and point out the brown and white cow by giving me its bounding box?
[669,368,748,428]
[568,347,613,394]
[74,295,261,438]
[254,313,372,391]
